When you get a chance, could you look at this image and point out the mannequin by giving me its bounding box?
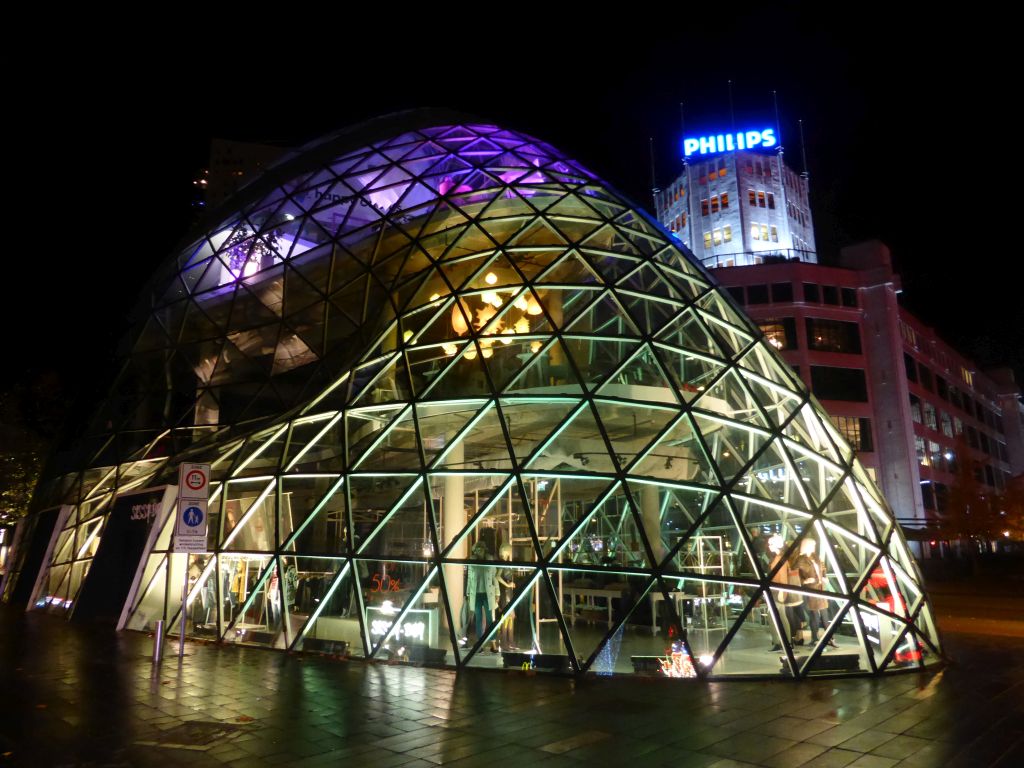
[465,541,497,646]
[795,538,836,647]
[496,544,516,651]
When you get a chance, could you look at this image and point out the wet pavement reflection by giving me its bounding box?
[1,605,1021,767]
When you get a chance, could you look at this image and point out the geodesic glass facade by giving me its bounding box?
[19,115,941,678]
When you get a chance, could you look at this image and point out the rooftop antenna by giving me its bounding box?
[679,102,687,166]
[798,119,809,178]
[772,90,783,152]
[648,136,660,208]
[728,80,737,135]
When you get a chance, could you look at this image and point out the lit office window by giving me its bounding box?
[723,225,732,242]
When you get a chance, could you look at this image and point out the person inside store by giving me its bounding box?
[795,538,837,648]
[497,544,516,651]
[767,535,804,650]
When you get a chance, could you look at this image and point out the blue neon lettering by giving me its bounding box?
[681,127,779,158]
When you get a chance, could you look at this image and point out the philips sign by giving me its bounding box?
[683,128,778,158]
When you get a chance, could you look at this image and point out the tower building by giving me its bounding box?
[655,121,1024,550]
[655,127,816,269]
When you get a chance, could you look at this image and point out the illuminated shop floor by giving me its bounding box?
[463,615,869,677]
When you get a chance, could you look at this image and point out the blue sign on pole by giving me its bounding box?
[183,506,204,527]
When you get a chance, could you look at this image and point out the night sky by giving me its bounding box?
[9,10,1020,404]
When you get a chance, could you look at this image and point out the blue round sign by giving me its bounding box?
[183,506,204,527]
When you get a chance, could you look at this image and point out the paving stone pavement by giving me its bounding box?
[1,606,1021,767]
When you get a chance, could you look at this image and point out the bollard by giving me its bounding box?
[152,620,165,663]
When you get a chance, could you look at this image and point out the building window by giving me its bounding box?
[803,283,820,302]
[718,158,727,178]
[771,283,793,302]
[923,402,937,431]
[720,192,729,209]
[748,189,756,206]
[769,225,779,242]
[723,225,732,243]
[915,436,927,465]
[918,366,934,392]
[806,318,862,353]
[751,223,761,240]
[960,366,974,388]
[701,199,709,216]
[727,286,745,304]
[899,320,918,349]
[936,376,949,401]
[904,353,918,383]
[767,192,776,209]
[941,411,954,437]
[760,223,769,241]
[704,232,712,249]
[831,415,874,452]
[822,286,839,305]
[757,191,767,208]
[910,394,923,424]
[841,288,858,307]
[712,228,723,246]
[711,195,720,213]
[759,318,796,350]
[747,285,769,304]
[810,366,869,402]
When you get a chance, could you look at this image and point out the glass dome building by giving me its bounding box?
[8,112,941,678]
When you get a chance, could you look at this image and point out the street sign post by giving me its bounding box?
[174,463,210,658]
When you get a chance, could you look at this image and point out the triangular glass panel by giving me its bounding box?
[293,560,367,658]
[437,475,534,561]
[497,337,583,395]
[179,300,225,343]
[854,603,907,674]
[692,413,772,485]
[532,250,603,286]
[654,346,727,404]
[629,414,718,486]
[735,438,811,511]
[348,475,421,555]
[417,339,494,400]
[221,481,275,551]
[658,575,738,669]
[740,371,804,432]
[655,308,724,359]
[781,403,841,463]
[282,265,326,319]
[596,345,679,405]
[359,482,437,561]
[791,599,865,677]
[616,262,690,303]
[710,586,796,678]
[881,624,929,672]
[563,291,642,336]
[353,559,439,661]
[507,218,568,249]
[222,557,285,649]
[816,518,880,595]
[350,354,411,408]
[782,440,844,511]
[280,476,347,554]
[234,425,289,477]
[549,570,658,674]
[526,402,617,473]
[616,291,684,336]
[737,342,803,392]
[463,569,573,674]
[592,400,678,473]
[562,336,640,392]
[415,400,488,468]
[553,483,652,569]
[431,401,515,472]
[497,398,583,468]
[690,368,770,429]
[352,406,420,472]
[820,477,877,543]
[623,481,719,568]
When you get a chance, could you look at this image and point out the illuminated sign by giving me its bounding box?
[682,128,777,158]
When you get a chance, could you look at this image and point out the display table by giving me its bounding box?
[562,584,624,627]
